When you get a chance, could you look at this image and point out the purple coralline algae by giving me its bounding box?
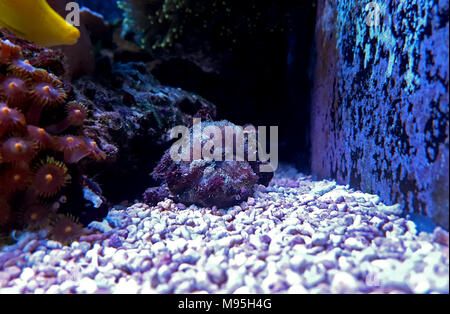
[142,186,171,207]
[311,0,449,229]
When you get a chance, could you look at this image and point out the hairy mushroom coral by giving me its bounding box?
[27,125,54,149]
[1,137,36,163]
[0,102,26,136]
[32,157,70,197]
[50,214,84,244]
[0,77,30,108]
[45,102,88,134]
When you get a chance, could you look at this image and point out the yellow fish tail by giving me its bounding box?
[0,0,80,47]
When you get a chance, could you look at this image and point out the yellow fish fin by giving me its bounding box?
[0,0,80,47]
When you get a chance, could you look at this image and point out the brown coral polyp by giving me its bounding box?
[0,102,26,136]
[8,59,38,77]
[1,137,36,163]
[33,158,70,197]
[22,204,51,229]
[67,103,87,126]
[50,214,84,244]
[0,39,22,64]
[56,135,91,163]
[26,73,67,125]
[27,125,54,149]
[0,165,31,192]
[0,77,29,107]
[0,32,105,239]
[83,139,106,161]
[31,81,66,107]
[46,102,88,133]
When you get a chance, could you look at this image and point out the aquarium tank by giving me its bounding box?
[0,0,448,299]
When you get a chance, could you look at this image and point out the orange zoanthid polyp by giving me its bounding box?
[0,103,26,135]
[33,158,69,197]
[45,173,53,183]
[1,138,35,162]
[0,77,29,107]
[0,165,31,192]
[0,37,105,235]
[14,142,23,152]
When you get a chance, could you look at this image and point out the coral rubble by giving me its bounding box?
[1,167,448,293]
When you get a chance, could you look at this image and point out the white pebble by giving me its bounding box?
[233,286,251,294]
[76,278,98,294]
[330,271,359,293]
[20,268,34,282]
[113,278,140,294]
[45,285,61,294]
[287,285,308,294]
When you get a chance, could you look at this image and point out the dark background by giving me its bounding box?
[80,0,317,173]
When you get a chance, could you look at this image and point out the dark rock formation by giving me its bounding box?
[142,185,170,206]
[73,61,216,202]
[311,0,449,229]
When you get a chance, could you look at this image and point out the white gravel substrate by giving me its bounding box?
[0,167,448,294]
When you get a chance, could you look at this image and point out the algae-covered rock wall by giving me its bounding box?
[311,0,449,229]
